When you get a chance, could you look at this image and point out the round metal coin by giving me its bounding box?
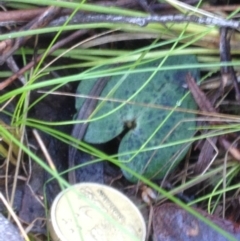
[48,183,146,241]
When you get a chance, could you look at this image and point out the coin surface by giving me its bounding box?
[48,183,146,241]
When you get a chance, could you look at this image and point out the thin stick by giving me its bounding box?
[50,13,240,30]
[32,129,56,172]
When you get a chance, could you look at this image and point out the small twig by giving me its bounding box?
[49,13,240,31]
[0,8,48,26]
[32,129,56,171]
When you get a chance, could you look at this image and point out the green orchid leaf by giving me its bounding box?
[76,55,199,182]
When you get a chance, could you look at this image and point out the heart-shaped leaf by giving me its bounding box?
[76,55,199,182]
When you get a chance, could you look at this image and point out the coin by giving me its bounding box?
[48,183,146,241]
